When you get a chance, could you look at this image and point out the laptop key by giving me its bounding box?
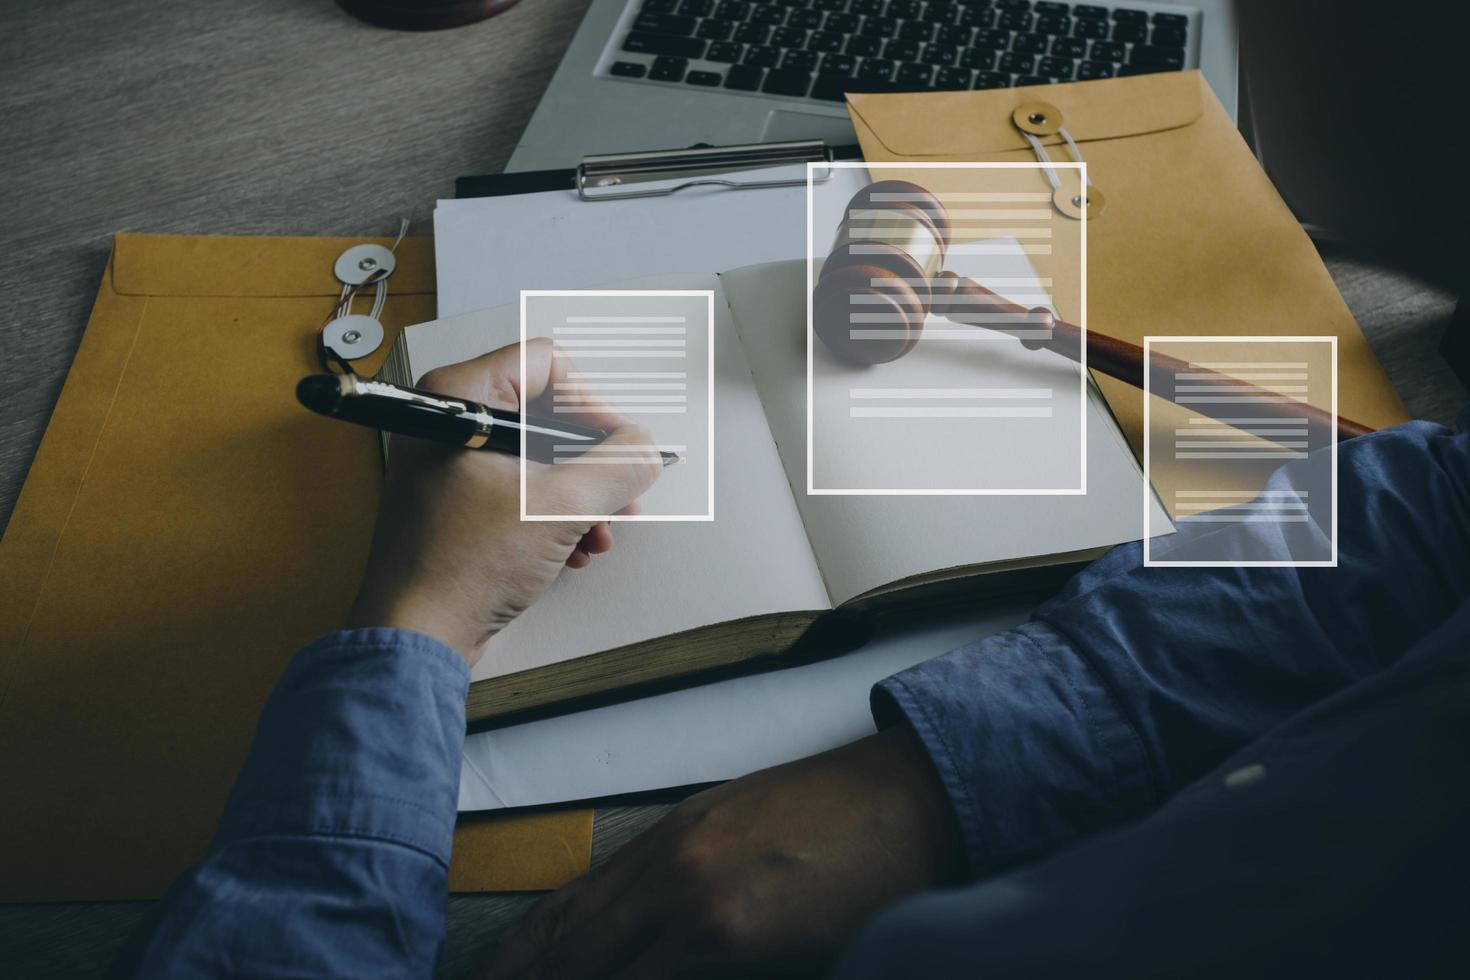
[814,0,848,8]
[886,0,921,17]
[824,52,857,72]
[744,43,780,65]
[734,23,770,42]
[678,0,714,14]
[771,26,808,45]
[1110,21,1145,43]
[750,5,786,23]
[698,18,736,39]
[924,1,959,23]
[707,40,745,61]
[782,48,820,69]
[623,32,708,57]
[1073,3,1105,16]
[924,43,960,66]
[809,30,845,52]
[934,66,972,88]
[899,20,935,41]
[999,51,1034,72]
[1152,11,1187,27]
[810,71,850,100]
[1014,73,1050,84]
[960,47,996,69]
[1012,32,1049,53]
[937,24,973,45]
[1074,16,1108,38]
[1035,13,1070,34]
[1089,39,1124,61]
[1129,44,1184,69]
[1034,1,1068,12]
[762,67,813,94]
[860,15,898,35]
[634,12,697,34]
[610,60,648,77]
[1076,58,1113,79]
[1038,55,1073,77]
[885,38,920,60]
[847,34,883,55]
[1152,25,1186,47]
[1052,36,1086,56]
[724,63,766,88]
[895,62,933,88]
[686,69,724,85]
[715,0,751,16]
[1111,8,1144,22]
[973,28,1011,50]
[973,70,1011,88]
[642,0,680,11]
[858,57,895,79]
[825,12,860,32]
[996,10,1031,30]
[650,55,690,80]
[850,0,883,12]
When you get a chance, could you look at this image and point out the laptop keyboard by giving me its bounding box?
[609,0,1196,102]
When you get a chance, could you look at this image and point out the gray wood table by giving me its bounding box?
[1,1,1465,976]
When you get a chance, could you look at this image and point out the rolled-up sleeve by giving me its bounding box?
[875,409,1470,876]
[110,627,469,979]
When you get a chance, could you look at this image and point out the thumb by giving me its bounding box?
[538,424,665,518]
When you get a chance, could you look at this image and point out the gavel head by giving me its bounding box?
[813,180,952,365]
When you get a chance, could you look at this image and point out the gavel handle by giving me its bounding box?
[935,273,1375,445]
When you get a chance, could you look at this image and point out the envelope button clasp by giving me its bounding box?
[1012,102,1064,137]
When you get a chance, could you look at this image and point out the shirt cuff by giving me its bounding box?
[213,628,470,867]
[871,620,1155,877]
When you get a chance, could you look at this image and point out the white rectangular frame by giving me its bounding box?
[520,288,716,522]
[806,160,1088,496]
[1142,335,1338,568]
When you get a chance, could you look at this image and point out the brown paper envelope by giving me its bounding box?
[845,72,1408,512]
[0,233,590,902]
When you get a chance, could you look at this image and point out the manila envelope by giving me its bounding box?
[845,71,1409,511]
[0,233,590,901]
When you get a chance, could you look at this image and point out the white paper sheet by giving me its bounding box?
[458,598,1035,809]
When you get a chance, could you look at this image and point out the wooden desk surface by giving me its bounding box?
[0,1,1464,976]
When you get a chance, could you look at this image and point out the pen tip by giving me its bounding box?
[296,374,343,416]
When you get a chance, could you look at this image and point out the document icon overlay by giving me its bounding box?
[807,162,1087,495]
[1144,336,1338,567]
[520,290,714,521]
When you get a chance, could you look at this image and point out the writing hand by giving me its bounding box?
[482,726,963,979]
[347,339,662,666]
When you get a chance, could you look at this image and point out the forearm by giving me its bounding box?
[111,628,468,979]
[878,411,1470,875]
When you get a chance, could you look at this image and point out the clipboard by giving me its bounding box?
[454,138,864,200]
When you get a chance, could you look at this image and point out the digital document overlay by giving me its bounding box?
[521,290,714,521]
[807,161,1088,495]
[1144,336,1338,567]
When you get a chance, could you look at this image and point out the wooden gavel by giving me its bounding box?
[813,180,1373,445]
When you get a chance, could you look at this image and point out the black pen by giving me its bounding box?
[296,373,680,466]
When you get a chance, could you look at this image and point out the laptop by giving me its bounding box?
[508,0,1239,170]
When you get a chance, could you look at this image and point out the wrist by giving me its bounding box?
[346,587,488,667]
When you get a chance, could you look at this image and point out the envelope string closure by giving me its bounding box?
[318,218,410,373]
[1011,101,1104,220]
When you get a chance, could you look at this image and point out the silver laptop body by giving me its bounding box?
[509,0,1238,170]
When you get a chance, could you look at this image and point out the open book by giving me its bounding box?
[383,257,1168,725]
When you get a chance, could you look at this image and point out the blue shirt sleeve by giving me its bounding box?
[109,627,469,979]
[874,408,1470,877]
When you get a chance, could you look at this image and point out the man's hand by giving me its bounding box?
[347,339,662,666]
[482,725,964,979]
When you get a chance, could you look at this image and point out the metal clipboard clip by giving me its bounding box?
[576,139,836,201]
